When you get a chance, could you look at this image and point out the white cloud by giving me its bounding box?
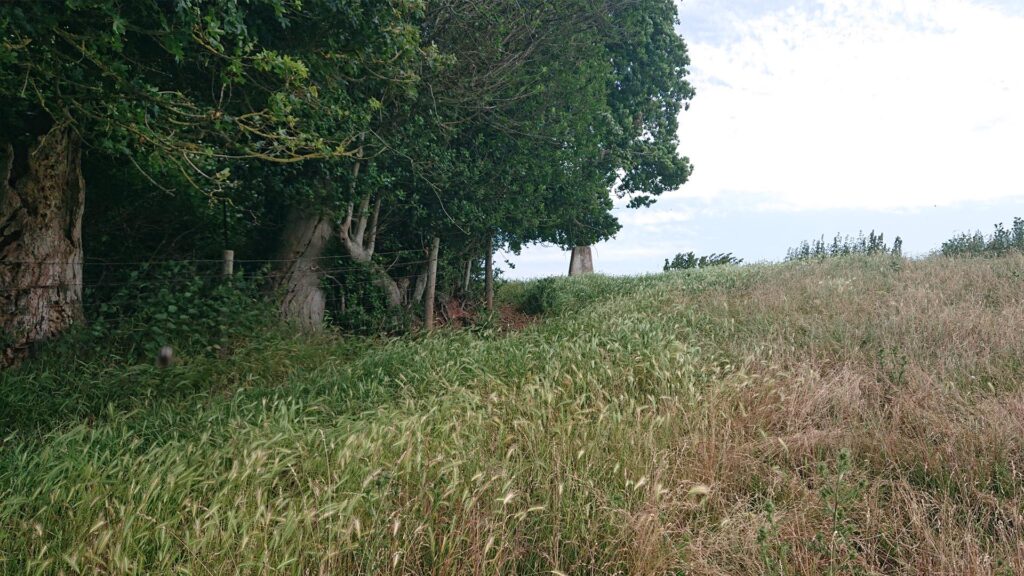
[594,245,676,260]
[616,209,695,227]
[504,0,1024,278]
[678,0,1024,210]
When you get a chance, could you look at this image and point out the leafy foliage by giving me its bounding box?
[786,230,903,261]
[664,251,742,271]
[82,263,273,360]
[324,260,415,335]
[2,0,698,350]
[0,0,352,167]
[518,278,567,316]
[941,217,1024,257]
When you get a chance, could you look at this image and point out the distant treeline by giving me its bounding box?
[666,217,1024,271]
[663,252,742,271]
[780,217,1024,262]
[942,217,1024,257]
[786,231,903,261]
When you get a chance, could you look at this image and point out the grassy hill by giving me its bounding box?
[3,255,1024,574]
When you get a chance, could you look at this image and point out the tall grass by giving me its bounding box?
[2,255,1024,574]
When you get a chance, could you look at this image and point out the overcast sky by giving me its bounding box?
[501,0,1024,278]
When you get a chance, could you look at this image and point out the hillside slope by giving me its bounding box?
[3,255,1024,574]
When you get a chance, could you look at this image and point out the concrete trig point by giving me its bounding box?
[568,245,594,276]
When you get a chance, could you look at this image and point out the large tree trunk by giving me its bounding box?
[274,209,332,331]
[568,245,594,276]
[1,126,85,366]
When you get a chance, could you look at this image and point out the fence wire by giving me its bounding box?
[0,255,435,296]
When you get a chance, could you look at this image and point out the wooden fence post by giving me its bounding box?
[221,200,233,278]
[485,238,494,312]
[425,237,440,330]
[222,249,234,277]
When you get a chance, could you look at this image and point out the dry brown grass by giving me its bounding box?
[654,254,1024,575]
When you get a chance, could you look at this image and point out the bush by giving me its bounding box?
[664,251,742,271]
[787,230,902,261]
[77,261,273,361]
[942,217,1024,257]
[323,261,414,335]
[519,277,566,316]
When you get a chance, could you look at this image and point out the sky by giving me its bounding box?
[501,0,1024,278]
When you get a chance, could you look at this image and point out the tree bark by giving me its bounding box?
[372,268,403,308]
[339,199,402,308]
[274,208,332,331]
[1,126,85,366]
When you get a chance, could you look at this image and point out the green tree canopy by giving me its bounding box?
[1,0,697,355]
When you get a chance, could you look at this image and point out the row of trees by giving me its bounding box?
[786,231,903,261]
[0,0,695,363]
[942,218,1024,257]
[663,252,742,271]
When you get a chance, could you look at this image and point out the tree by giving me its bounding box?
[362,0,695,288]
[664,252,742,271]
[243,1,427,327]
[1,0,699,351]
[0,0,422,353]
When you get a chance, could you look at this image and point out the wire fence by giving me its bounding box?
[0,248,431,267]
[0,251,437,296]
[0,247,492,359]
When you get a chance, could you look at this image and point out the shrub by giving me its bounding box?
[941,217,1024,257]
[519,277,566,315]
[664,251,742,271]
[324,261,413,335]
[77,261,273,361]
[787,230,902,261]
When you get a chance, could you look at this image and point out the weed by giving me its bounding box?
[80,261,272,361]
[813,449,867,575]
[757,498,792,576]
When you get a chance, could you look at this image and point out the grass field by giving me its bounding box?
[2,255,1024,575]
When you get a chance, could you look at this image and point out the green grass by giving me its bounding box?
[3,256,1024,574]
